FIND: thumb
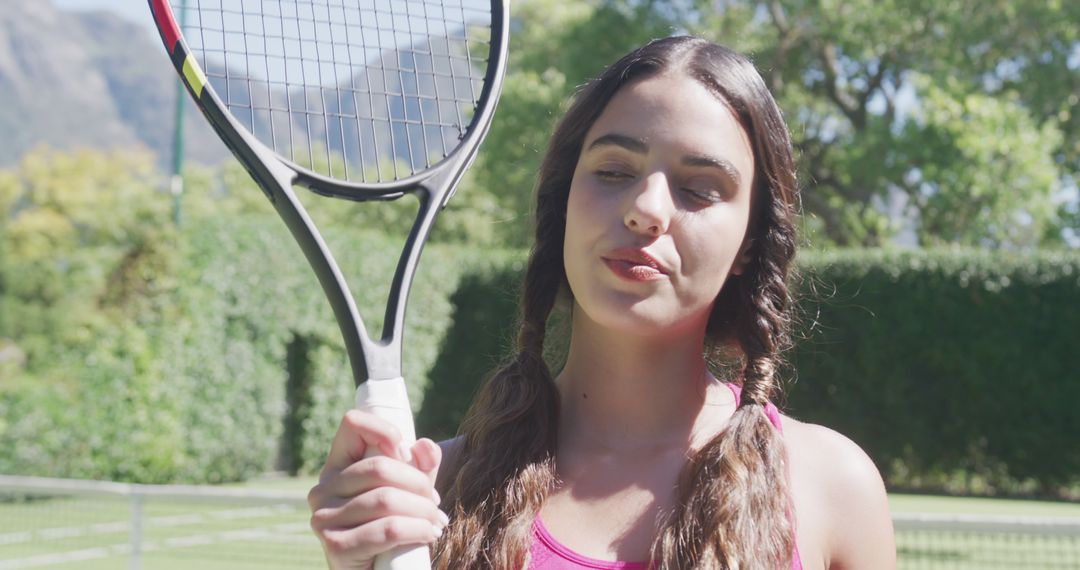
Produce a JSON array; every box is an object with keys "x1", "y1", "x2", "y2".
[{"x1": 411, "y1": 437, "x2": 443, "y2": 487}]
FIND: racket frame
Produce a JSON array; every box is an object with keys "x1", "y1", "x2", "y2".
[{"x1": 148, "y1": 0, "x2": 510, "y2": 388}]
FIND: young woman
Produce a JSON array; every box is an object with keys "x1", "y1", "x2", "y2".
[{"x1": 308, "y1": 36, "x2": 896, "y2": 569}]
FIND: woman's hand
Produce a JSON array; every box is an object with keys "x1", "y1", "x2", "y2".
[{"x1": 308, "y1": 410, "x2": 447, "y2": 570}]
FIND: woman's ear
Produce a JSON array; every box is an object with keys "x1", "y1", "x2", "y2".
[{"x1": 731, "y1": 238, "x2": 754, "y2": 276}]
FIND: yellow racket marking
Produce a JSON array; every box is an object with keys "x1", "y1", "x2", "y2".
[{"x1": 182, "y1": 55, "x2": 208, "y2": 98}]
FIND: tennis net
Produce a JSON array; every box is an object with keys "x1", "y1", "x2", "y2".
[
  {"x1": 2, "y1": 475, "x2": 1078, "y2": 569},
  {"x1": 894, "y1": 512, "x2": 1080, "y2": 569},
  {"x1": 0, "y1": 474, "x2": 324, "y2": 570}
]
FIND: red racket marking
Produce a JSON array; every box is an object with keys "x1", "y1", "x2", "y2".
[{"x1": 150, "y1": 0, "x2": 180, "y2": 54}]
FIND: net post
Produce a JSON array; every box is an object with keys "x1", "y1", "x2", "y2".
[
  {"x1": 130, "y1": 490, "x2": 144, "y2": 570},
  {"x1": 170, "y1": 0, "x2": 188, "y2": 227}
]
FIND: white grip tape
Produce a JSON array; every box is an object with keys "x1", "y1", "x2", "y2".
[
  {"x1": 354, "y1": 379, "x2": 431, "y2": 570},
  {"x1": 355, "y1": 378, "x2": 417, "y2": 446}
]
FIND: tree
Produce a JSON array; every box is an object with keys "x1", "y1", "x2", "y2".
[
  {"x1": 0, "y1": 148, "x2": 174, "y2": 369},
  {"x1": 468, "y1": 0, "x2": 1079, "y2": 248},
  {"x1": 694, "y1": 0, "x2": 1077, "y2": 247}
]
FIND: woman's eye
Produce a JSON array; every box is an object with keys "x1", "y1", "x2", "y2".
[
  {"x1": 679, "y1": 174, "x2": 730, "y2": 204},
  {"x1": 595, "y1": 169, "x2": 633, "y2": 182},
  {"x1": 682, "y1": 186, "x2": 724, "y2": 204}
]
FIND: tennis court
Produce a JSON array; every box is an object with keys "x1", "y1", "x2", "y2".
[
  {"x1": 889, "y1": 494, "x2": 1080, "y2": 569},
  {"x1": 2, "y1": 475, "x2": 1078, "y2": 569},
  {"x1": 0, "y1": 476, "x2": 323, "y2": 570}
]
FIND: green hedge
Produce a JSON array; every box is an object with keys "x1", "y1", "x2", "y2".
[
  {"x1": 786, "y1": 249, "x2": 1080, "y2": 495},
  {"x1": 0, "y1": 213, "x2": 517, "y2": 483},
  {"x1": 3, "y1": 208, "x2": 1078, "y2": 495},
  {"x1": 405, "y1": 247, "x2": 1080, "y2": 496},
  {"x1": 416, "y1": 266, "x2": 524, "y2": 441}
]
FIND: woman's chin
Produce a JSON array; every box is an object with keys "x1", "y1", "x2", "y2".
[{"x1": 575, "y1": 300, "x2": 709, "y2": 341}]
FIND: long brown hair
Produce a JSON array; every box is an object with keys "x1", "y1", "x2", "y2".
[{"x1": 434, "y1": 36, "x2": 800, "y2": 569}]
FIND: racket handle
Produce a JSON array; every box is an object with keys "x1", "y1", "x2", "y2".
[{"x1": 355, "y1": 379, "x2": 432, "y2": 570}]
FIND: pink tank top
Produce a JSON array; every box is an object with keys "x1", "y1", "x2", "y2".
[{"x1": 529, "y1": 383, "x2": 803, "y2": 569}]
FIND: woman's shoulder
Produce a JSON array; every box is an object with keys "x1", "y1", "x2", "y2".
[
  {"x1": 437, "y1": 435, "x2": 464, "y2": 457},
  {"x1": 780, "y1": 416, "x2": 884, "y2": 492},
  {"x1": 435, "y1": 436, "x2": 466, "y2": 491},
  {"x1": 780, "y1": 415, "x2": 897, "y2": 568}
]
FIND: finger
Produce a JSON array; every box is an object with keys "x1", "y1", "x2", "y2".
[
  {"x1": 318, "y1": 515, "x2": 443, "y2": 556},
  {"x1": 311, "y1": 486, "x2": 447, "y2": 531},
  {"x1": 412, "y1": 438, "x2": 442, "y2": 480},
  {"x1": 412, "y1": 439, "x2": 443, "y2": 504},
  {"x1": 322, "y1": 410, "x2": 404, "y2": 477},
  {"x1": 319, "y1": 455, "x2": 436, "y2": 502}
]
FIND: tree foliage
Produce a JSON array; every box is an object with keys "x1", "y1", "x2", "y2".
[
  {"x1": 0, "y1": 149, "x2": 172, "y2": 366},
  {"x1": 723, "y1": 0, "x2": 1077, "y2": 247},
  {"x1": 0, "y1": 147, "x2": 519, "y2": 483},
  {"x1": 466, "y1": 0, "x2": 1079, "y2": 248}
]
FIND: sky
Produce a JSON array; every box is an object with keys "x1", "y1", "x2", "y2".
[
  {"x1": 53, "y1": 0, "x2": 156, "y2": 36},
  {"x1": 53, "y1": 0, "x2": 146, "y2": 21}
]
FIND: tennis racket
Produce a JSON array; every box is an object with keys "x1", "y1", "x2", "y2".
[{"x1": 148, "y1": 1, "x2": 508, "y2": 568}]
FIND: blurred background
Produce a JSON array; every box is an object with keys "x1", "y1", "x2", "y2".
[{"x1": 0, "y1": 0, "x2": 1077, "y2": 568}]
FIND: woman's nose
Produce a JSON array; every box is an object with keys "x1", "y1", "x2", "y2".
[{"x1": 624, "y1": 172, "x2": 673, "y2": 237}]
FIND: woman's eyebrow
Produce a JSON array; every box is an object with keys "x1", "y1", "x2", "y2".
[
  {"x1": 586, "y1": 133, "x2": 647, "y2": 154},
  {"x1": 586, "y1": 133, "x2": 744, "y2": 187},
  {"x1": 682, "y1": 154, "x2": 743, "y2": 188}
]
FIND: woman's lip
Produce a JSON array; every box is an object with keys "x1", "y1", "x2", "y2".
[
  {"x1": 602, "y1": 248, "x2": 669, "y2": 274},
  {"x1": 603, "y1": 258, "x2": 666, "y2": 281}
]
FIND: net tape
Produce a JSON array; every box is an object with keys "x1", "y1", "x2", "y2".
[{"x1": 180, "y1": 0, "x2": 493, "y2": 183}]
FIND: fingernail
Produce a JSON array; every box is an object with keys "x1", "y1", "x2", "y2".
[
  {"x1": 437, "y1": 509, "x2": 450, "y2": 527},
  {"x1": 397, "y1": 442, "x2": 413, "y2": 463},
  {"x1": 431, "y1": 489, "x2": 441, "y2": 505},
  {"x1": 432, "y1": 524, "x2": 444, "y2": 539}
]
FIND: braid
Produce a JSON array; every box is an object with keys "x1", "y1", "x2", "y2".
[
  {"x1": 652, "y1": 215, "x2": 797, "y2": 569},
  {"x1": 432, "y1": 181, "x2": 566, "y2": 569},
  {"x1": 738, "y1": 214, "x2": 796, "y2": 408},
  {"x1": 517, "y1": 216, "x2": 564, "y2": 357},
  {"x1": 653, "y1": 57, "x2": 800, "y2": 566}
]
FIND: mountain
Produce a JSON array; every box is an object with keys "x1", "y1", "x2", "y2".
[
  {"x1": 198, "y1": 44, "x2": 479, "y2": 180},
  {"x1": 0, "y1": 1, "x2": 228, "y2": 168},
  {"x1": 0, "y1": 1, "x2": 482, "y2": 177}
]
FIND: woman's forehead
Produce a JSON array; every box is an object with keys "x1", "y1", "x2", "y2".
[{"x1": 583, "y1": 74, "x2": 754, "y2": 179}]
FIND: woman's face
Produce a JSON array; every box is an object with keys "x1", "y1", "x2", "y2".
[{"x1": 563, "y1": 72, "x2": 756, "y2": 337}]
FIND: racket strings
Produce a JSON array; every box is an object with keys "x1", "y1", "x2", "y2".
[{"x1": 179, "y1": 0, "x2": 493, "y2": 184}]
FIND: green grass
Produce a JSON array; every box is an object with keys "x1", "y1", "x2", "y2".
[{"x1": 2, "y1": 478, "x2": 1078, "y2": 569}]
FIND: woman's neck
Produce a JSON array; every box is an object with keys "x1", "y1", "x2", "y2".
[{"x1": 554, "y1": 309, "x2": 734, "y2": 453}]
